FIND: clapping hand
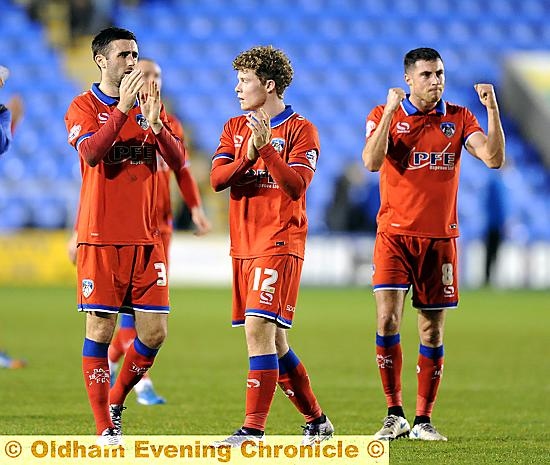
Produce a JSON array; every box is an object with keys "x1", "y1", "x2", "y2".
[
  {"x1": 118, "y1": 69, "x2": 143, "y2": 114},
  {"x1": 139, "y1": 79, "x2": 163, "y2": 132},
  {"x1": 246, "y1": 108, "x2": 271, "y2": 150}
]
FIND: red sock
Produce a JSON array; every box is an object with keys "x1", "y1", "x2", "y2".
[
  {"x1": 278, "y1": 350, "x2": 322, "y2": 423},
  {"x1": 110, "y1": 338, "x2": 157, "y2": 406},
  {"x1": 416, "y1": 345, "x2": 444, "y2": 417},
  {"x1": 244, "y1": 354, "x2": 278, "y2": 431},
  {"x1": 82, "y1": 338, "x2": 113, "y2": 434},
  {"x1": 376, "y1": 333, "x2": 403, "y2": 408},
  {"x1": 108, "y1": 327, "x2": 137, "y2": 364}
]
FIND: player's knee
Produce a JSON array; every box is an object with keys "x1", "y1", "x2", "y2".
[
  {"x1": 378, "y1": 313, "x2": 400, "y2": 333},
  {"x1": 420, "y1": 328, "x2": 443, "y2": 346},
  {"x1": 139, "y1": 326, "x2": 167, "y2": 349},
  {"x1": 275, "y1": 338, "x2": 289, "y2": 358}
]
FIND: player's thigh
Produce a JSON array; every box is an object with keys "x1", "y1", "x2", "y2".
[
  {"x1": 372, "y1": 232, "x2": 411, "y2": 292},
  {"x1": 130, "y1": 243, "x2": 170, "y2": 313},
  {"x1": 77, "y1": 244, "x2": 133, "y2": 312},
  {"x1": 85, "y1": 311, "x2": 118, "y2": 342},
  {"x1": 411, "y1": 238, "x2": 459, "y2": 310}
]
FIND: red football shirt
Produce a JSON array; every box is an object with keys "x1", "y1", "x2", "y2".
[
  {"x1": 157, "y1": 113, "x2": 202, "y2": 234},
  {"x1": 65, "y1": 83, "x2": 176, "y2": 245},
  {"x1": 212, "y1": 105, "x2": 319, "y2": 259},
  {"x1": 366, "y1": 97, "x2": 483, "y2": 238}
]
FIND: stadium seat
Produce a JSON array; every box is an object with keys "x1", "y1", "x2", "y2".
[{"x1": 0, "y1": 0, "x2": 548, "y2": 236}]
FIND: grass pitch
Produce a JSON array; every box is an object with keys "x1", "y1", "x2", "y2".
[{"x1": 0, "y1": 286, "x2": 549, "y2": 464}]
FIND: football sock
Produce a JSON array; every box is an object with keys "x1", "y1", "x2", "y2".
[
  {"x1": 244, "y1": 354, "x2": 278, "y2": 432},
  {"x1": 413, "y1": 415, "x2": 431, "y2": 426},
  {"x1": 376, "y1": 333, "x2": 403, "y2": 408},
  {"x1": 241, "y1": 427, "x2": 264, "y2": 436},
  {"x1": 388, "y1": 406, "x2": 406, "y2": 418},
  {"x1": 416, "y1": 344, "x2": 444, "y2": 418},
  {"x1": 278, "y1": 348, "x2": 323, "y2": 423},
  {"x1": 108, "y1": 315, "x2": 137, "y2": 364},
  {"x1": 110, "y1": 337, "x2": 158, "y2": 406},
  {"x1": 82, "y1": 338, "x2": 113, "y2": 434},
  {"x1": 308, "y1": 413, "x2": 327, "y2": 425}
]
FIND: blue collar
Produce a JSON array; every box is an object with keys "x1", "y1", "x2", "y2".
[
  {"x1": 91, "y1": 83, "x2": 138, "y2": 108},
  {"x1": 271, "y1": 105, "x2": 295, "y2": 128},
  {"x1": 401, "y1": 95, "x2": 446, "y2": 116}
]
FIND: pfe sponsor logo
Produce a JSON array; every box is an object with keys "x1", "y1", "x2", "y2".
[{"x1": 406, "y1": 151, "x2": 455, "y2": 171}]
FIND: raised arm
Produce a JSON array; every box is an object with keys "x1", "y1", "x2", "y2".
[
  {"x1": 247, "y1": 109, "x2": 315, "y2": 200},
  {"x1": 465, "y1": 84, "x2": 505, "y2": 169},
  {"x1": 362, "y1": 88, "x2": 405, "y2": 172},
  {"x1": 210, "y1": 121, "x2": 256, "y2": 192},
  {"x1": 78, "y1": 70, "x2": 143, "y2": 166},
  {"x1": 210, "y1": 154, "x2": 255, "y2": 192},
  {"x1": 140, "y1": 80, "x2": 186, "y2": 171}
]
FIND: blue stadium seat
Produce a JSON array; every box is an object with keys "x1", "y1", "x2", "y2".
[{"x1": 0, "y1": 0, "x2": 549, "y2": 235}]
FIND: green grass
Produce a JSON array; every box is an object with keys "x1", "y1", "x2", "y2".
[{"x1": 0, "y1": 286, "x2": 549, "y2": 464}]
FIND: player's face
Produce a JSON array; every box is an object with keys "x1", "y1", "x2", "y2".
[
  {"x1": 137, "y1": 60, "x2": 162, "y2": 91},
  {"x1": 405, "y1": 59, "x2": 445, "y2": 105},
  {"x1": 235, "y1": 70, "x2": 269, "y2": 111},
  {"x1": 98, "y1": 39, "x2": 139, "y2": 87}
]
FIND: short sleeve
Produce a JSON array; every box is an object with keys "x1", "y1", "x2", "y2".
[
  {"x1": 213, "y1": 119, "x2": 236, "y2": 163},
  {"x1": 64, "y1": 96, "x2": 99, "y2": 150},
  {"x1": 463, "y1": 107, "x2": 484, "y2": 144},
  {"x1": 287, "y1": 119, "x2": 320, "y2": 173},
  {"x1": 365, "y1": 105, "x2": 385, "y2": 142}
]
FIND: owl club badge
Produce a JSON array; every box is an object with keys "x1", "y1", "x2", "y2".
[
  {"x1": 82, "y1": 279, "x2": 94, "y2": 298},
  {"x1": 440, "y1": 122, "x2": 455, "y2": 138},
  {"x1": 271, "y1": 137, "x2": 285, "y2": 153},
  {"x1": 136, "y1": 114, "x2": 150, "y2": 130}
]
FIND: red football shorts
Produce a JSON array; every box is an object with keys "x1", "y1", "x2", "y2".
[
  {"x1": 232, "y1": 255, "x2": 304, "y2": 328},
  {"x1": 372, "y1": 232, "x2": 459, "y2": 310},
  {"x1": 77, "y1": 244, "x2": 169, "y2": 313}
]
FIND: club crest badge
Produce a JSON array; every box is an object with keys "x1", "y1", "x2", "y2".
[
  {"x1": 82, "y1": 279, "x2": 94, "y2": 299},
  {"x1": 136, "y1": 114, "x2": 150, "y2": 130},
  {"x1": 305, "y1": 149, "x2": 318, "y2": 169},
  {"x1": 68, "y1": 124, "x2": 81, "y2": 142},
  {"x1": 271, "y1": 138, "x2": 285, "y2": 153},
  {"x1": 440, "y1": 122, "x2": 455, "y2": 138}
]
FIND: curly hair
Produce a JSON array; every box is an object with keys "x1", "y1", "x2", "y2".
[{"x1": 233, "y1": 45, "x2": 293, "y2": 98}]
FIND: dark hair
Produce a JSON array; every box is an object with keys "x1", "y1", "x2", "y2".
[
  {"x1": 404, "y1": 47, "x2": 442, "y2": 71},
  {"x1": 233, "y1": 45, "x2": 293, "y2": 98},
  {"x1": 92, "y1": 27, "x2": 137, "y2": 59}
]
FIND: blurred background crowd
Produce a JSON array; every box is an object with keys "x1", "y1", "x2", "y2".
[{"x1": 0, "y1": 0, "x2": 549, "y2": 289}]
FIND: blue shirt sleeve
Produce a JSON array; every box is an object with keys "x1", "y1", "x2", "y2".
[{"x1": 0, "y1": 106, "x2": 13, "y2": 156}]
